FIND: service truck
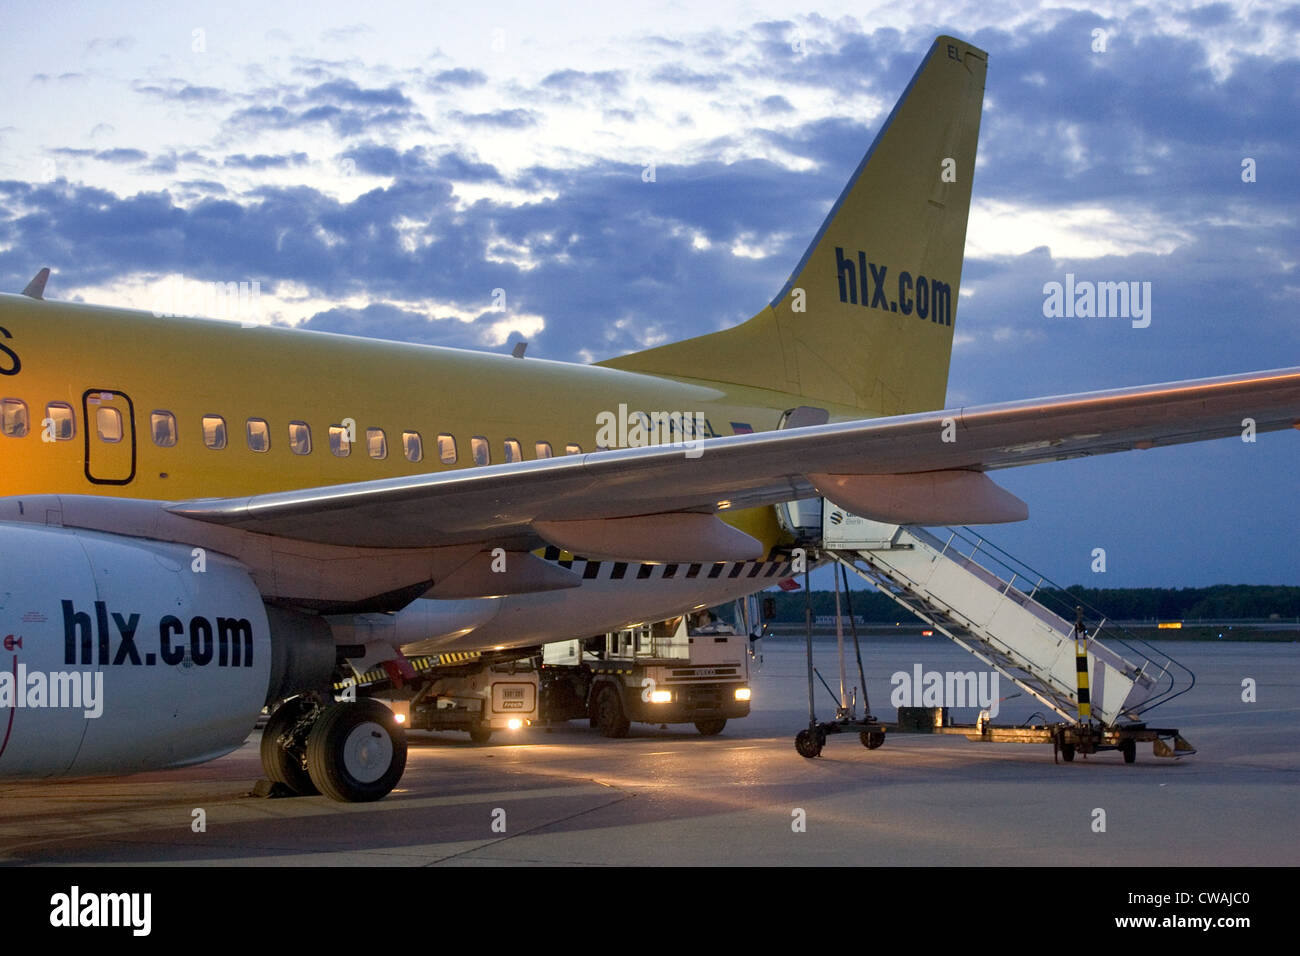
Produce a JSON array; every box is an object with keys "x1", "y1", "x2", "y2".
[
  {"x1": 537, "y1": 599, "x2": 763, "y2": 736},
  {"x1": 367, "y1": 598, "x2": 764, "y2": 743}
]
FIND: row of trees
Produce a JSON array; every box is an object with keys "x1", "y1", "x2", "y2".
[{"x1": 763, "y1": 585, "x2": 1300, "y2": 624}]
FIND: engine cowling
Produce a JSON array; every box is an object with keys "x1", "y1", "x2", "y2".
[{"x1": 0, "y1": 523, "x2": 272, "y2": 778}]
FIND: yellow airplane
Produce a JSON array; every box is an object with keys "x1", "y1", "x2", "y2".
[{"x1": 0, "y1": 36, "x2": 1296, "y2": 800}]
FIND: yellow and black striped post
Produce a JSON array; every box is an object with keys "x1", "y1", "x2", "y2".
[{"x1": 1074, "y1": 606, "x2": 1091, "y2": 721}]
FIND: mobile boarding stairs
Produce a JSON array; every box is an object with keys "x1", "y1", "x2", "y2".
[{"x1": 781, "y1": 501, "x2": 1197, "y2": 763}]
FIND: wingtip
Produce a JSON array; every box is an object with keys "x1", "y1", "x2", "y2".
[{"x1": 21, "y1": 267, "x2": 50, "y2": 300}]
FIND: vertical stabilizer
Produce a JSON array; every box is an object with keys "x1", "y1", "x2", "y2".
[{"x1": 600, "y1": 36, "x2": 987, "y2": 416}]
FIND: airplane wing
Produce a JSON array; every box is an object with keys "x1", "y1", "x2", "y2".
[{"x1": 165, "y1": 367, "x2": 1300, "y2": 555}]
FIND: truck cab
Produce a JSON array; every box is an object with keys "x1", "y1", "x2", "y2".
[{"x1": 540, "y1": 605, "x2": 756, "y2": 737}]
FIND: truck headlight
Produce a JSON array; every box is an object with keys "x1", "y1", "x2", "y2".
[
  {"x1": 506, "y1": 718, "x2": 523, "y2": 730},
  {"x1": 734, "y1": 688, "x2": 751, "y2": 701},
  {"x1": 650, "y1": 690, "x2": 672, "y2": 703}
]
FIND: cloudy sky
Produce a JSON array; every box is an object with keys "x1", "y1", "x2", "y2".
[{"x1": 2, "y1": 0, "x2": 1296, "y2": 587}]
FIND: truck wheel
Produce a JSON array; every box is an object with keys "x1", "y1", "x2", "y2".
[
  {"x1": 305, "y1": 699, "x2": 407, "y2": 802},
  {"x1": 795, "y1": 729, "x2": 823, "y2": 758},
  {"x1": 469, "y1": 724, "x2": 492, "y2": 745},
  {"x1": 694, "y1": 718, "x2": 727, "y2": 736},
  {"x1": 860, "y1": 730, "x2": 885, "y2": 750},
  {"x1": 1060, "y1": 742, "x2": 1076, "y2": 762},
  {"x1": 1120, "y1": 739, "x2": 1137, "y2": 764},
  {"x1": 596, "y1": 685, "x2": 630, "y2": 738},
  {"x1": 260, "y1": 697, "x2": 319, "y2": 795}
]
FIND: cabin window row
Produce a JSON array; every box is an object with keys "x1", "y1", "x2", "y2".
[{"x1": 1, "y1": 400, "x2": 584, "y2": 465}]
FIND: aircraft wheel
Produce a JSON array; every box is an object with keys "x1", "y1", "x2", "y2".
[
  {"x1": 694, "y1": 718, "x2": 727, "y2": 736},
  {"x1": 860, "y1": 730, "x2": 885, "y2": 750},
  {"x1": 469, "y1": 724, "x2": 493, "y2": 745},
  {"x1": 1121, "y1": 739, "x2": 1137, "y2": 764},
  {"x1": 795, "y1": 729, "x2": 823, "y2": 758},
  {"x1": 1060, "y1": 742, "x2": 1076, "y2": 762},
  {"x1": 595, "y1": 685, "x2": 630, "y2": 738},
  {"x1": 260, "y1": 697, "x2": 319, "y2": 795},
  {"x1": 306, "y1": 699, "x2": 407, "y2": 802}
]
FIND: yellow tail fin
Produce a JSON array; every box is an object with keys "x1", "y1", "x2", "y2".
[{"x1": 600, "y1": 36, "x2": 987, "y2": 416}]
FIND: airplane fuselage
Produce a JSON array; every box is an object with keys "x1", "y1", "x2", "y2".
[{"x1": 0, "y1": 293, "x2": 856, "y2": 649}]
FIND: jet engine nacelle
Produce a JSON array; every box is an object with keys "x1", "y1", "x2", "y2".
[{"x1": 0, "y1": 523, "x2": 270, "y2": 778}]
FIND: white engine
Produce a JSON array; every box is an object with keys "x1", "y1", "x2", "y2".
[{"x1": 0, "y1": 523, "x2": 271, "y2": 778}]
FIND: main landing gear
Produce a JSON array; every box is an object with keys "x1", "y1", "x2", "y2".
[{"x1": 260, "y1": 695, "x2": 408, "y2": 802}]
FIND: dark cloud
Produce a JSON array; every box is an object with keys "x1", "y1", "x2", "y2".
[
  {"x1": 51, "y1": 147, "x2": 147, "y2": 163},
  {"x1": 759, "y1": 94, "x2": 794, "y2": 113},
  {"x1": 31, "y1": 72, "x2": 85, "y2": 83},
  {"x1": 650, "y1": 64, "x2": 728, "y2": 91},
  {"x1": 306, "y1": 79, "x2": 411, "y2": 108},
  {"x1": 224, "y1": 152, "x2": 309, "y2": 169},
  {"x1": 175, "y1": 180, "x2": 228, "y2": 194},
  {"x1": 339, "y1": 145, "x2": 502, "y2": 182},
  {"x1": 449, "y1": 108, "x2": 537, "y2": 128},
  {"x1": 429, "y1": 68, "x2": 488, "y2": 89},
  {"x1": 227, "y1": 100, "x2": 414, "y2": 137},
  {"x1": 540, "y1": 69, "x2": 626, "y2": 96},
  {"x1": 134, "y1": 82, "x2": 230, "y2": 103}
]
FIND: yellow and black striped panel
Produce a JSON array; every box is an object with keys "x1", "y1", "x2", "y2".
[
  {"x1": 1074, "y1": 638, "x2": 1091, "y2": 719},
  {"x1": 538, "y1": 546, "x2": 796, "y2": 583},
  {"x1": 333, "y1": 649, "x2": 485, "y2": 691}
]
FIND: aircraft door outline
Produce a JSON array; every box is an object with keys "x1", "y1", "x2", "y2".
[{"x1": 82, "y1": 388, "x2": 137, "y2": 486}]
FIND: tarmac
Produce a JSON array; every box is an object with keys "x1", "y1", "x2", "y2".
[{"x1": 1, "y1": 637, "x2": 1296, "y2": 866}]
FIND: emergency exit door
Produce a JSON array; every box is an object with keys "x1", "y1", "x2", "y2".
[{"x1": 83, "y1": 388, "x2": 136, "y2": 485}]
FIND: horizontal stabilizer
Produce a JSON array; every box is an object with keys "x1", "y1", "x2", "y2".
[{"x1": 808, "y1": 470, "x2": 1028, "y2": 524}]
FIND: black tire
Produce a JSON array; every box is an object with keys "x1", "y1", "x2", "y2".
[
  {"x1": 1121, "y1": 739, "x2": 1137, "y2": 764},
  {"x1": 1060, "y1": 742, "x2": 1076, "y2": 762},
  {"x1": 694, "y1": 718, "x2": 727, "y2": 736},
  {"x1": 795, "y1": 729, "x2": 822, "y2": 758},
  {"x1": 860, "y1": 731, "x2": 885, "y2": 750},
  {"x1": 260, "y1": 697, "x2": 319, "y2": 795},
  {"x1": 305, "y1": 699, "x2": 407, "y2": 802},
  {"x1": 468, "y1": 724, "x2": 493, "y2": 745},
  {"x1": 595, "y1": 685, "x2": 630, "y2": 738}
]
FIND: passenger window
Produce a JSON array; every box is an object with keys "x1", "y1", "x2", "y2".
[
  {"x1": 46, "y1": 403, "x2": 75, "y2": 441},
  {"x1": 437, "y1": 433, "x2": 457, "y2": 465},
  {"x1": 202, "y1": 415, "x2": 227, "y2": 450},
  {"x1": 246, "y1": 418, "x2": 271, "y2": 453},
  {"x1": 471, "y1": 436, "x2": 490, "y2": 466},
  {"x1": 534, "y1": 441, "x2": 552, "y2": 459},
  {"x1": 329, "y1": 424, "x2": 351, "y2": 457},
  {"x1": 565, "y1": 443, "x2": 582, "y2": 455},
  {"x1": 402, "y1": 430, "x2": 423, "y2": 463},
  {"x1": 503, "y1": 438, "x2": 522, "y2": 462},
  {"x1": 366, "y1": 427, "x2": 387, "y2": 460},
  {"x1": 96, "y1": 407, "x2": 123, "y2": 443},
  {"x1": 1, "y1": 398, "x2": 29, "y2": 438},
  {"x1": 151, "y1": 411, "x2": 177, "y2": 447},
  {"x1": 288, "y1": 421, "x2": 312, "y2": 455}
]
